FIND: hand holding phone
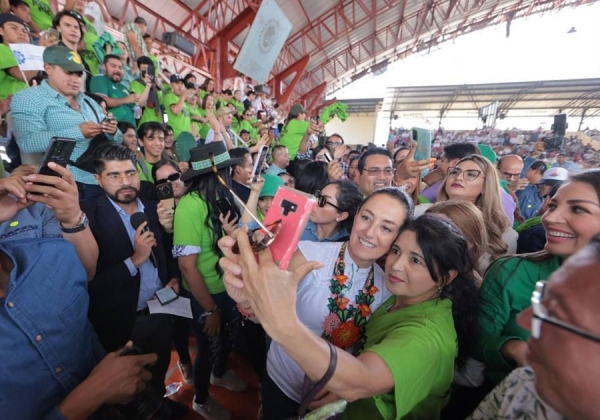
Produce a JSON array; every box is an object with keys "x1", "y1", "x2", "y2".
[
  {"x1": 156, "y1": 182, "x2": 175, "y2": 211},
  {"x1": 155, "y1": 286, "x2": 178, "y2": 306},
  {"x1": 37, "y1": 138, "x2": 76, "y2": 177},
  {"x1": 252, "y1": 145, "x2": 269, "y2": 180},
  {"x1": 216, "y1": 197, "x2": 240, "y2": 224}
]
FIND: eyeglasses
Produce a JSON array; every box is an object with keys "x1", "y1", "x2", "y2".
[
  {"x1": 447, "y1": 167, "x2": 484, "y2": 181},
  {"x1": 315, "y1": 190, "x2": 341, "y2": 211},
  {"x1": 244, "y1": 113, "x2": 252, "y2": 117},
  {"x1": 104, "y1": 171, "x2": 139, "y2": 186},
  {"x1": 363, "y1": 167, "x2": 395, "y2": 177},
  {"x1": 209, "y1": 153, "x2": 281, "y2": 253},
  {"x1": 326, "y1": 141, "x2": 342, "y2": 148},
  {"x1": 501, "y1": 171, "x2": 521, "y2": 180},
  {"x1": 155, "y1": 172, "x2": 181, "y2": 185},
  {"x1": 531, "y1": 280, "x2": 600, "y2": 343}
]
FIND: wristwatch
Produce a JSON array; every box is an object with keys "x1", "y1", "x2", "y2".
[{"x1": 59, "y1": 212, "x2": 89, "y2": 234}]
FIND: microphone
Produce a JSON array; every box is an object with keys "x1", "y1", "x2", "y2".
[{"x1": 130, "y1": 212, "x2": 157, "y2": 268}]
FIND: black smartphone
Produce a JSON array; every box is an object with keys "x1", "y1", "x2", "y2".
[
  {"x1": 156, "y1": 182, "x2": 175, "y2": 211},
  {"x1": 252, "y1": 145, "x2": 269, "y2": 178},
  {"x1": 37, "y1": 138, "x2": 76, "y2": 176},
  {"x1": 155, "y1": 287, "x2": 178, "y2": 306},
  {"x1": 216, "y1": 197, "x2": 240, "y2": 223}
]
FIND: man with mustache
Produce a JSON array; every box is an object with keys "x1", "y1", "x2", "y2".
[{"x1": 81, "y1": 144, "x2": 188, "y2": 418}]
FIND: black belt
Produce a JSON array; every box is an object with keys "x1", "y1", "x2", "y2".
[{"x1": 136, "y1": 307, "x2": 150, "y2": 316}]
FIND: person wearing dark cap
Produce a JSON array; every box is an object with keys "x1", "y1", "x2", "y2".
[
  {"x1": 164, "y1": 73, "x2": 192, "y2": 139},
  {"x1": 239, "y1": 128, "x2": 250, "y2": 143},
  {"x1": 173, "y1": 142, "x2": 248, "y2": 418},
  {"x1": 11, "y1": 45, "x2": 123, "y2": 203},
  {"x1": 0, "y1": 13, "x2": 32, "y2": 99}
]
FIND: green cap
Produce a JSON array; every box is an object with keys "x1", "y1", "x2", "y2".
[
  {"x1": 43, "y1": 45, "x2": 85, "y2": 72},
  {"x1": 259, "y1": 174, "x2": 284, "y2": 198}
]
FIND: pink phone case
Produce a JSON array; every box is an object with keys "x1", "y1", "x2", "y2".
[{"x1": 262, "y1": 186, "x2": 317, "y2": 270}]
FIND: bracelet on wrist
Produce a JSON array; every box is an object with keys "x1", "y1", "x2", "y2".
[{"x1": 59, "y1": 212, "x2": 88, "y2": 233}]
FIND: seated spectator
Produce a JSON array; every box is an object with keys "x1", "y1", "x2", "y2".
[
  {"x1": 266, "y1": 144, "x2": 289, "y2": 176},
  {"x1": 117, "y1": 120, "x2": 138, "y2": 153},
  {"x1": 473, "y1": 169, "x2": 600, "y2": 385},
  {"x1": 136, "y1": 121, "x2": 165, "y2": 183},
  {"x1": 0, "y1": 237, "x2": 157, "y2": 419},
  {"x1": 0, "y1": 14, "x2": 32, "y2": 98},
  {"x1": 470, "y1": 235, "x2": 600, "y2": 420},
  {"x1": 90, "y1": 54, "x2": 146, "y2": 125},
  {"x1": 11, "y1": 45, "x2": 122, "y2": 203},
  {"x1": 515, "y1": 160, "x2": 548, "y2": 220}
]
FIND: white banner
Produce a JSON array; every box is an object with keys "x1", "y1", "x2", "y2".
[
  {"x1": 233, "y1": 0, "x2": 292, "y2": 83},
  {"x1": 9, "y1": 44, "x2": 46, "y2": 71}
]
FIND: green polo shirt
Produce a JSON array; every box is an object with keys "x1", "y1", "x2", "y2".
[
  {"x1": 136, "y1": 159, "x2": 154, "y2": 183},
  {"x1": 23, "y1": 0, "x2": 54, "y2": 31},
  {"x1": 90, "y1": 75, "x2": 135, "y2": 125},
  {"x1": 164, "y1": 91, "x2": 191, "y2": 139},
  {"x1": 0, "y1": 44, "x2": 27, "y2": 100}
]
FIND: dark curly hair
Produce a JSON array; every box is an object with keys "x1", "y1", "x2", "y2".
[{"x1": 398, "y1": 214, "x2": 479, "y2": 370}]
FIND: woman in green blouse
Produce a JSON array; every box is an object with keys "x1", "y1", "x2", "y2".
[{"x1": 473, "y1": 169, "x2": 600, "y2": 384}]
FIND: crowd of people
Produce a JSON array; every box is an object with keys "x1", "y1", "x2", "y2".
[{"x1": 1, "y1": 2, "x2": 600, "y2": 420}]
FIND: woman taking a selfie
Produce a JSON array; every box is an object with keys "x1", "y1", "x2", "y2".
[
  {"x1": 225, "y1": 187, "x2": 414, "y2": 419},
  {"x1": 220, "y1": 214, "x2": 479, "y2": 419}
]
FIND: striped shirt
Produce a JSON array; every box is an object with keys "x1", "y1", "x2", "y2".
[
  {"x1": 11, "y1": 81, "x2": 123, "y2": 185},
  {"x1": 122, "y1": 21, "x2": 148, "y2": 61}
]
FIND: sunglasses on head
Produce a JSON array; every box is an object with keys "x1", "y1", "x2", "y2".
[
  {"x1": 209, "y1": 153, "x2": 281, "y2": 253},
  {"x1": 155, "y1": 172, "x2": 181, "y2": 185},
  {"x1": 315, "y1": 190, "x2": 341, "y2": 211}
]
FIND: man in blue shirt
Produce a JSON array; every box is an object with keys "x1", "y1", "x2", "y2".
[
  {"x1": 11, "y1": 45, "x2": 124, "y2": 203},
  {"x1": 82, "y1": 145, "x2": 187, "y2": 417},
  {"x1": 0, "y1": 238, "x2": 157, "y2": 418}
]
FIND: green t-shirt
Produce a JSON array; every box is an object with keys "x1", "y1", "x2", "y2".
[
  {"x1": 229, "y1": 98, "x2": 244, "y2": 115},
  {"x1": 346, "y1": 297, "x2": 456, "y2": 420},
  {"x1": 173, "y1": 192, "x2": 225, "y2": 295},
  {"x1": 280, "y1": 119, "x2": 309, "y2": 160},
  {"x1": 80, "y1": 17, "x2": 101, "y2": 76},
  {"x1": 0, "y1": 44, "x2": 27, "y2": 100},
  {"x1": 130, "y1": 80, "x2": 163, "y2": 126},
  {"x1": 188, "y1": 104, "x2": 203, "y2": 138},
  {"x1": 136, "y1": 159, "x2": 154, "y2": 183},
  {"x1": 473, "y1": 255, "x2": 561, "y2": 384},
  {"x1": 90, "y1": 75, "x2": 135, "y2": 125},
  {"x1": 196, "y1": 108, "x2": 211, "y2": 140},
  {"x1": 23, "y1": 0, "x2": 54, "y2": 31},
  {"x1": 164, "y1": 91, "x2": 191, "y2": 140}
]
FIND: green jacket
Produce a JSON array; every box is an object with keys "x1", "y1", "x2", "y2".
[{"x1": 473, "y1": 255, "x2": 561, "y2": 383}]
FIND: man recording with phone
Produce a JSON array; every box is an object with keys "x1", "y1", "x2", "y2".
[
  {"x1": 130, "y1": 56, "x2": 163, "y2": 126},
  {"x1": 81, "y1": 145, "x2": 187, "y2": 417}
]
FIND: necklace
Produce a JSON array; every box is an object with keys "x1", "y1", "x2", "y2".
[{"x1": 322, "y1": 242, "x2": 379, "y2": 350}]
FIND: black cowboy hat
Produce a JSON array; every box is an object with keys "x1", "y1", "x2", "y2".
[{"x1": 181, "y1": 141, "x2": 244, "y2": 182}]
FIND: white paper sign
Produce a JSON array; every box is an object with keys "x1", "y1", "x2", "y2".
[
  {"x1": 147, "y1": 296, "x2": 193, "y2": 319},
  {"x1": 233, "y1": 0, "x2": 292, "y2": 83},
  {"x1": 9, "y1": 44, "x2": 46, "y2": 71}
]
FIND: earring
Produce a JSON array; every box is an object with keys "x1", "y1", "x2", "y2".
[{"x1": 335, "y1": 217, "x2": 340, "y2": 222}]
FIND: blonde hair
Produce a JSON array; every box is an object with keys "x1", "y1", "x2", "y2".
[
  {"x1": 426, "y1": 200, "x2": 488, "y2": 285},
  {"x1": 437, "y1": 154, "x2": 509, "y2": 259}
]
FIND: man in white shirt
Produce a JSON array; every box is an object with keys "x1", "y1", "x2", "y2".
[{"x1": 204, "y1": 107, "x2": 235, "y2": 149}]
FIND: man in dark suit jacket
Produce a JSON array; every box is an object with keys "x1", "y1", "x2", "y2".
[{"x1": 81, "y1": 145, "x2": 180, "y2": 400}]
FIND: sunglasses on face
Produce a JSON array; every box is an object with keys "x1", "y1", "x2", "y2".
[
  {"x1": 315, "y1": 190, "x2": 341, "y2": 211},
  {"x1": 209, "y1": 154, "x2": 281, "y2": 253},
  {"x1": 448, "y1": 167, "x2": 484, "y2": 181},
  {"x1": 155, "y1": 172, "x2": 181, "y2": 185}
]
